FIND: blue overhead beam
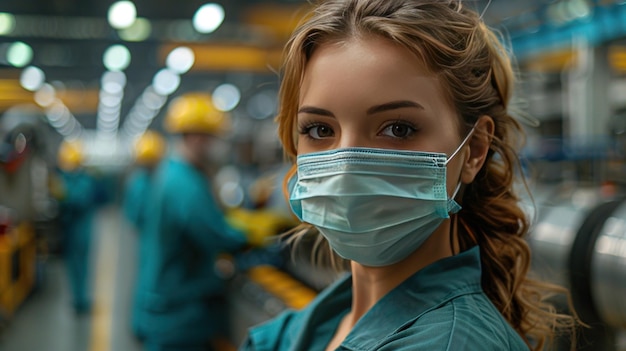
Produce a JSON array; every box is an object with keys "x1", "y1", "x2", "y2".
[{"x1": 507, "y1": 2, "x2": 626, "y2": 60}]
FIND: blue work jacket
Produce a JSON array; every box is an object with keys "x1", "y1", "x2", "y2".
[
  {"x1": 122, "y1": 167, "x2": 152, "y2": 230},
  {"x1": 140, "y1": 155, "x2": 248, "y2": 343},
  {"x1": 240, "y1": 246, "x2": 530, "y2": 351}
]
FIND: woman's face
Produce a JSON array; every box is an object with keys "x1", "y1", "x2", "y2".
[
  {"x1": 298, "y1": 36, "x2": 464, "y2": 154},
  {"x1": 297, "y1": 35, "x2": 468, "y2": 189}
]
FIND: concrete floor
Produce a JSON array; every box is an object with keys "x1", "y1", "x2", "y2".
[{"x1": 0, "y1": 206, "x2": 143, "y2": 351}]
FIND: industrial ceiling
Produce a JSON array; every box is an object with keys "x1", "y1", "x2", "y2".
[{"x1": 0, "y1": 0, "x2": 623, "y2": 141}]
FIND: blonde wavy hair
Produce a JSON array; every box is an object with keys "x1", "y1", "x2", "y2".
[{"x1": 276, "y1": 0, "x2": 581, "y2": 349}]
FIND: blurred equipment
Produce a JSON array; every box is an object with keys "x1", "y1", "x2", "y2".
[
  {"x1": 0, "y1": 106, "x2": 50, "y2": 221},
  {"x1": 528, "y1": 185, "x2": 626, "y2": 350},
  {"x1": 0, "y1": 107, "x2": 44, "y2": 153},
  {"x1": 0, "y1": 106, "x2": 53, "y2": 325},
  {"x1": 0, "y1": 221, "x2": 36, "y2": 320},
  {"x1": 228, "y1": 263, "x2": 318, "y2": 345},
  {"x1": 590, "y1": 200, "x2": 626, "y2": 330},
  {"x1": 226, "y1": 207, "x2": 296, "y2": 247}
]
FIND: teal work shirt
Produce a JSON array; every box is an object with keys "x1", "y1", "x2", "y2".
[
  {"x1": 122, "y1": 167, "x2": 152, "y2": 230},
  {"x1": 140, "y1": 155, "x2": 248, "y2": 344},
  {"x1": 240, "y1": 247, "x2": 530, "y2": 350}
]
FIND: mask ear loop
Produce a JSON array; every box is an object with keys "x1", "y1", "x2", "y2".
[
  {"x1": 445, "y1": 124, "x2": 477, "y2": 165},
  {"x1": 446, "y1": 124, "x2": 477, "y2": 255},
  {"x1": 445, "y1": 123, "x2": 477, "y2": 200}
]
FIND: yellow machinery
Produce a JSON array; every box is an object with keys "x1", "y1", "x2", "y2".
[
  {"x1": 0, "y1": 223, "x2": 36, "y2": 318},
  {"x1": 246, "y1": 265, "x2": 317, "y2": 310},
  {"x1": 226, "y1": 207, "x2": 297, "y2": 247},
  {"x1": 0, "y1": 108, "x2": 49, "y2": 322}
]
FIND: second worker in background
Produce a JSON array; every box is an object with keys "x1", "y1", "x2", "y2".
[
  {"x1": 122, "y1": 130, "x2": 167, "y2": 341},
  {"x1": 138, "y1": 93, "x2": 249, "y2": 351}
]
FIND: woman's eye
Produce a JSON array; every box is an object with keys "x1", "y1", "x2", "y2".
[
  {"x1": 381, "y1": 122, "x2": 416, "y2": 138},
  {"x1": 304, "y1": 124, "x2": 334, "y2": 139}
]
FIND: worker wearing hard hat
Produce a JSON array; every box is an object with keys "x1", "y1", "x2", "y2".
[
  {"x1": 122, "y1": 130, "x2": 167, "y2": 340},
  {"x1": 54, "y1": 139, "x2": 99, "y2": 314},
  {"x1": 138, "y1": 93, "x2": 248, "y2": 351},
  {"x1": 123, "y1": 130, "x2": 166, "y2": 230}
]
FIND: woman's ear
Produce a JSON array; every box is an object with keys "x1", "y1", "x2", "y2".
[{"x1": 461, "y1": 115, "x2": 494, "y2": 184}]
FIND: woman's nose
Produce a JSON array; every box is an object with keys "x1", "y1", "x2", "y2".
[{"x1": 338, "y1": 131, "x2": 369, "y2": 149}]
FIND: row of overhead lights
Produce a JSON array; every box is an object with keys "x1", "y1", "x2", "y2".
[
  {"x1": 118, "y1": 46, "x2": 196, "y2": 141},
  {"x1": 0, "y1": 1, "x2": 225, "y2": 39},
  {"x1": 4, "y1": 1, "x2": 281, "y2": 164},
  {"x1": 0, "y1": 1, "x2": 225, "y2": 68},
  {"x1": 14, "y1": 43, "x2": 195, "y2": 139},
  {"x1": 84, "y1": 1, "x2": 249, "y2": 164},
  {"x1": 5, "y1": 1, "x2": 226, "y2": 147},
  {"x1": 107, "y1": 1, "x2": 225, "y2": 35}
]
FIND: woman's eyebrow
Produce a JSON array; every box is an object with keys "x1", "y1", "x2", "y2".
[
  {"x1": 367, "y1": 100, "x2": 425, "y2": 115},
  {"x1": 297, "y1": 106, "x2": 335, "y2": 117},
  {"x1": 297, "y1": 100, "x2": 423, "y2": 117}
]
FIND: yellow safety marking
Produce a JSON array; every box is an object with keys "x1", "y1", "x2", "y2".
[
  {"x1": 246, "y1": 265, "x2": 318, "y2": 310},
  {"x1": 89, "y1": 209, "x2": 120, "y2": 351}
]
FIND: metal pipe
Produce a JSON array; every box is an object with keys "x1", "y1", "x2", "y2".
[{"x1": 591, "y1": 200, "x2": 626, "y2": 329}]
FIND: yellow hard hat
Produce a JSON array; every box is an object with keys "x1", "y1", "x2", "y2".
[
  {"x1": 164, "y1": 93, "x2": 230, "y2": 135},
  {"x1": 134, "y1": 130, "x2": 166, "y2": 166},
  {"x1": 57, "y1": 140, "x2": 83, "y2": 171}
]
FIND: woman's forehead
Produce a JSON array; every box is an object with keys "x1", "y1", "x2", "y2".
[{"x1": 298, "y1": 36, "x2": 455, "y2": 116}]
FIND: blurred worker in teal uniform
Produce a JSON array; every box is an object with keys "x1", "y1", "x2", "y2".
[
  {"x1": 123, "y1": 130, "x2": 166, "y2": 229},
  {"x1": 54, "y1": 140, "x2": 99, "y2": 314},
  {"x1": 122, "y1": 130, "x2": 167, "y2": 340},
  {"x1": 139, "y1": 93, "x2": 249, "y2": 351}
]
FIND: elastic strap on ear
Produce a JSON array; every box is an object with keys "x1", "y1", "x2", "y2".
[{"x1": 445, "y1": 122, "x2": 477, "y2": 165}]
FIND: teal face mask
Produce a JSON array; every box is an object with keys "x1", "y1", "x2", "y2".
[{"x1": 288, "y1": 131, "x2": 473, "y2": 267}]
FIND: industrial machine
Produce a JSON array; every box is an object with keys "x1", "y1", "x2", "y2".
[
  {"x1": 0, "y1": 106, "x2": 54, "y2": 326},
  {"x1": 526, "y1": 183, "x2": 626, "y2": 350}
]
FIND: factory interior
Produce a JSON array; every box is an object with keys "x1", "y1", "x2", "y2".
[{"x1": 0, "y1": 0, "x2": 626, "y2": 350}]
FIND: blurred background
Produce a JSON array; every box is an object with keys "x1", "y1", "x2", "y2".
[{"x1": 0, "y1": 0, "x2": 625, "y2": 350}]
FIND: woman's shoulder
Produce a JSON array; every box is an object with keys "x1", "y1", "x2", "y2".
[
  {"x1": 240, "y1": 274, "x2": 353, "y2": 351},
  {"x1": 381, "y1": 295, "x2": 529, "y2": 351}
]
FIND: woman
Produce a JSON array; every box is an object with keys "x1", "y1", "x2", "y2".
[{"x1": 241, "y1": 1, "x2": 580, "y2": 350}]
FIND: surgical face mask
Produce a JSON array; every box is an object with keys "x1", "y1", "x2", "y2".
[{"x1": 288, "y1": 130, "x2": 473, "y2": 267}]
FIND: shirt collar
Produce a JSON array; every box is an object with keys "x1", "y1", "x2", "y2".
[{"x1": 343, "y1": 246, "x2": 483, "y2": 350}]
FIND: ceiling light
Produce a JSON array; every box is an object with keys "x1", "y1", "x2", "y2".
[
  {"x1": 193, "y1": 3, "x2": 225, "y2": 34},
  {"x1": 20, "y1": 66, "x2": 45, "y2": 91},
  {"x1": 118, "y1": 17, "x2": 151, "y2": 41},
  {"x1": 166, "y1": 46, "x2": 195, "y2": 74},
  {"x1": 108, "y1": 1, "x2": 137, "y2": 29},
  {"x1": 0, "y1": 13, "x2": 16, "y2": 35},
  {"x1": 212, "y1": 83, "x2": 241, "y2": 112},
  {"x1": 152, "y1": 68, "x2": 180, "y2": 96},
  {"x1": 103, "y1": 44, "x2": 131, "y2": 71},
  {"x1": 7, "y1": 41, "x2": 33, "y2": 68}
]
